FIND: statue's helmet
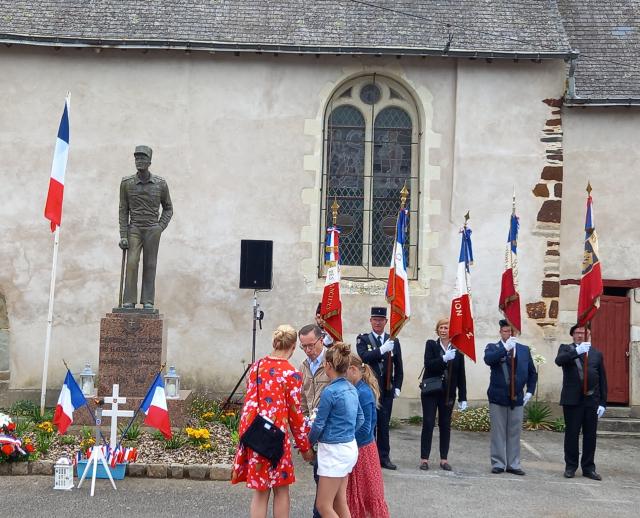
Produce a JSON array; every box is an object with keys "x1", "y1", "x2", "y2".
[{"x1": 134, "y1": 145, "x2": 153, "y2": 159}]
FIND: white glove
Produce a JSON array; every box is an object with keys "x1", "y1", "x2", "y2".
[
  {"x1": 575, "y1": 342, "x2": 591, "y2": 355},
  {"x1": 443, "y1": 349, "x2": 456, "y2": 362},
  {"x1": 379, "y1": 339, "x2": 395, "y2": 355},
  {"x1": 523, "y1": 392, "x2": 532, "y2": 406},
  {"x1": 597, "y1": 405, "x2": 605, "y2": 419},
  {"x1": 394, "y1": 388, "x2": 401, "y2": 399},
  {"x1": 457, "y1": 401, "x2": 468, "y2": 411},
  {"x1": 504, "y1": 337, "x2": 516, "y2": 352},
  {"x1": 322, "y1": 333, "x2": 333, "y2": 346}
]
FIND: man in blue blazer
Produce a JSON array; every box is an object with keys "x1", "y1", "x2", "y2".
[{"x1": 484, "y1": 319, "x2": 537, "y2": 475}]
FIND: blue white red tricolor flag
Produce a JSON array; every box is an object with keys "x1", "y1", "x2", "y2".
[
  {"x1": 52, "y1": 369, "x2": 87, "y2": 434},
  {"x1": 44, "y1": 95, "x2": 70, "y2": 232},
  {"x1": 499, "y1": 210, "x2": 521, "y2": 334},
  {"x1": 321, "y1": 225, "x2": 343, "y2": 341},
  {"x1": 386, "y1": 207, "x2": 411, "y2": 337},
  {"x1": 140, "y1": 373, "x2": 172, "y2": 439},
  {"x1": 449, "y1": 223, "x2": 476, "y2": 362},
  {"x1": 577, "y1": 187, "x2": 602, "y2": 327}
]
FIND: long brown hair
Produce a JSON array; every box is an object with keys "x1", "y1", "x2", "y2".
[{"x1": 349, "y1": 354, "x2": 380, "y2": 404}]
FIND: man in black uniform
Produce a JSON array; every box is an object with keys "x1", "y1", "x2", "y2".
[
  {"x1": 356, "y1": 307, "x2": 403, "y2": 470},
  {"x1": 555, "y1": 324, "x2": 608, "y2": 480}
]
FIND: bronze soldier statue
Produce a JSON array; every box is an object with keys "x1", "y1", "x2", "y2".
[{"x1": 119, "y1": 145, "x2": 173, "y2": 309}]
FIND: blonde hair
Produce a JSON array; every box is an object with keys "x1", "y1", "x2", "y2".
[
  {"x1": 325, "y1": 342, "x2": 351, "y2": 374},
  {"x1": 272, "y1": 325, "x2": 297, "y2": 351},
  {"x1": 349, "y1": 354, "x2": 380, "y2": 404},
  {"x1": 435, "y1": 317, "x2": 450, "y2": 335}
]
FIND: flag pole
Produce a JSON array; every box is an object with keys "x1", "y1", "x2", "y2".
[
  {"x1": 40, "y1": 225, "x2": 61, "y2": 414},
  {"x1": 117, "y1": 363, "x2": 167, "y2": 448},
  {"x1": 583, "y1": 181, "x2": 592, "y2": 395}
]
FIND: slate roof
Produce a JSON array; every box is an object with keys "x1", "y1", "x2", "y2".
[
  {"x1": 0, "y1": 0, "x2": 572, "y2": 58},
  {"x1": 559, "y1": 0, "x2": 640, "y2": 103}
]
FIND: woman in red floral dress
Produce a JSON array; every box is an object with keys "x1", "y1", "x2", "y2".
[{"x1": 232, "y1": 324, "x2": 314, "y2": 518}]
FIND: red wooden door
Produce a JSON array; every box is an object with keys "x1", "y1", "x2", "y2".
[{"x1": 590, "y1": 295, "x2": 630, "y2": 404}]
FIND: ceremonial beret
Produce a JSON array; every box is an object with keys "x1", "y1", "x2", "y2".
[{"x1": 371, "y1": 307, "x2": 387, "y2": 318}]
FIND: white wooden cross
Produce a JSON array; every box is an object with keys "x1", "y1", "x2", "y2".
[{"x1": 102, "y1": 384, "x2": 134, "y2": 449}]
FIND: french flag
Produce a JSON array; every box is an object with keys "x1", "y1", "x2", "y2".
[
  {"x1": 449, "y1": 223, "x2": 477, "y2": 362},
  {"x1": 577, "y1": 186, "x2": 602, "y2": 327},
  {"x1": 499, "y1": 211, "x2": 521, "y2": 334},
  {"x1": 385, "y1": 207, "x2": 411, "y2": 337},
  {"x1": 44, "y1": 95, "x2": 70, "y2": 232},
  {"x1": 140, "y1": 374, "x2": 172, "y2": 439},
  {"x1": 321, "y1": 225, "x2": 343, "y2": 342},
  {"x1": 52, "y1": 370, "x2": 87, "y2": 435}
]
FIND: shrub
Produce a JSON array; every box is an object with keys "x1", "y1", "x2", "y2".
[
  {"x1": 59, "y1": 434, "x2": 77, "y2": 446},
  {"x1": 551, "y1": 417, "x2": 566, "y2": 433},
  {"x1": 219, "y1": 410, "x2": 240, "y2": 433},
  {"x1": 407, "y1": 415, "x2": 423, "y2": 425},
  {"x1": 9, "y1": 400, "x2": 38, "y2": 418},
  {"x1": 524, "y1": 401, "x2": 554, "y2": 431},
  {"x1": 164, "y1": 432, "x2": 187, "y2": 450},
  {"x1": 119, "y1": 421, "x2": 142, "y2": 441},
  {"x1": 451, "y1": 405, "x2": 491, "y2": 432},
  {"x1": 35, "y1": 432, "x2": 54, "y2": 455},
  {"x1": 191, "y1": 396, "x2": 220, "y2": 419},
  {"x1": 14, "y1": 418, "x2": 34, "y2": 437}
]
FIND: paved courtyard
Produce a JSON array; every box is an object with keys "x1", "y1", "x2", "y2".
[{"x1": 1, "y1": 425, "x2": 638, "y2": 517}]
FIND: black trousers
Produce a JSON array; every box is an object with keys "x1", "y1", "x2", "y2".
[
  {"x1": 563, "y1": 403, "x2": 598, "y2": 473},
  {"x1": 420, "y1": 392, "x2": 453, "y2": 460},
  {"x1": 376, "y1": 391, "x2": 394, "y2": 462}
]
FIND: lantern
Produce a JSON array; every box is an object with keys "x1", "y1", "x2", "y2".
[
  {"x1": 54, "y1": 457, "x2": 73, "y2": 490},
  {"x1": 164, "y1": 366, "x2": 180, "y2": 399},
  {"x1": 79, "y1": 363, "x2": 96, "y2": 397}
]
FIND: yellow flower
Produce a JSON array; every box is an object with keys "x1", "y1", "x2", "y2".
[{"x1": 199, "y1": 442, "x2": 212, "y2": 450}]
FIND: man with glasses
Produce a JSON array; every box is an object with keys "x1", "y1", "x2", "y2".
[{"x1": 298, "y1": 323, "x2": 331, "y2": 518}]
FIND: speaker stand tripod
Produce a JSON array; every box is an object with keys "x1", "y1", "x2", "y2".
[{"x1": 222, "y1": 290, "x2": 264, "y2": 410}]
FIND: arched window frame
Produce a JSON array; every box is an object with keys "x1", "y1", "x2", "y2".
[{"x1": 320, "y1": 74, "x2": 421, "y2": 281}]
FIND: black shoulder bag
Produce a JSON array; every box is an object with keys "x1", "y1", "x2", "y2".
[
  {"x1": 418, "y1": 366, "x2": 444, "y2": 395},
  {"x1": 240, "y1": 359, "x2": 286, "y2": 468}
]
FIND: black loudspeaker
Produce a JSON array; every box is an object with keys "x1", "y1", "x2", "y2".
[{"x1": 240, "y1": 240, "x2": 273, "y2": 290}]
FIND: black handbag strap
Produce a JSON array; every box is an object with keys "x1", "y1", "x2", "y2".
[{"x1": 255, "y1": 359, "x2": 262, "y2": 412}]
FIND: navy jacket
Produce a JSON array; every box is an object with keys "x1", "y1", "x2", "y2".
[
  {"x1": 484, "y1": 341, "x2": 537, "y2": 407},
  {"x1": 555, "y1": 343, "x2": 607, "y2": 407},
  {"x1": 356, "y1": 332, "x2": 403, "y2": 395}
]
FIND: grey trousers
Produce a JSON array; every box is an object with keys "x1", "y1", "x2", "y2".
[
  {"x1": 489, "y1": 403, "x2": 524, "y2": 470},
  {"x1": 123, "y1": 225, "x2": 162, "y2": 306}
]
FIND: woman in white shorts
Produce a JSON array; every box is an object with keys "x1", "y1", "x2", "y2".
[{"x1": 309, "y1": 342, "x2": 364, "y2": 518}]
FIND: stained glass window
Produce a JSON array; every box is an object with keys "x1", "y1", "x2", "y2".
[{"x1": 321, "y1": 77, "x2": 420, "y2": 280}]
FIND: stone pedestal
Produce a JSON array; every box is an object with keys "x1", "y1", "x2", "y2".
[
  {"x1": 98, "y1": 310, "x2": 167, "y2": 397},
  {"x1": 74, "y1": 309, "x2": 192, "y2": 428}
]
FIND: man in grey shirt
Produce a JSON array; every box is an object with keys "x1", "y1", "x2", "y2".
[{"x1": 119, "y1": 145, "x2": 173, "y2": 309}]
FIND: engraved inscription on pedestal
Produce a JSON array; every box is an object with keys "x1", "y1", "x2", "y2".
[{"x1": 98, "y1": 312, "x2": 167, "y2": 397}]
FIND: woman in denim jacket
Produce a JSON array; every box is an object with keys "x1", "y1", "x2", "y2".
[{"x1": 309, "y1": 342, "x2": 365, "y2": 518}]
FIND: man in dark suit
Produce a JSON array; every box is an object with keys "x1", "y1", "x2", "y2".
[
  {"x1": 484, "y1": 319, "x2": 537, "y2": 475},
  {"x1": 356, "y1": 306, "x2": 404, "y2": 470},
  {"x1": 555, "y1": 324, "x2": 607, "y2": 480}
]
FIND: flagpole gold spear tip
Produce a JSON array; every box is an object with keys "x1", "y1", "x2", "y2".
[
  {"x1": 400, "y1": 184, "x2": 409, "y2": 208},
  {"x1": 464, "y1": 211, "x2": 470, "y2": 224},
  {"x1": 331, "y1": 198, "x2": 340, "y2": 225},
  {"x1": 586, "y1": 181, "x2": 592, "y2": 194}
]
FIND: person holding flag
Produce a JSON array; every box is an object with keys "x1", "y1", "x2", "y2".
[
  {"x1": 356, "y1": 186, "x2": 409, "y2": 471},
  {"x1": 555, "y1": 184, "x2": 607, "y2": 481},
  {"x1": 484, "y1": 320, "x2": 537, "y2": 476}
]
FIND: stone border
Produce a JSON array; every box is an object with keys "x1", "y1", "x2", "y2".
[{"x1": 0, "y1": 460, "x2": 232, "y2": 481}]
